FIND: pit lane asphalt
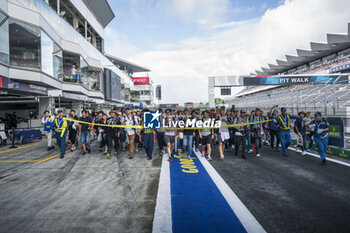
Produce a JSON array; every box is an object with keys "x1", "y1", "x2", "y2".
[
  {"x1": 0, "y1": 141, "x2": 161, "y2": 233},
  {"x1": 210, "y1": 146, "x2": 350, "y2": 233}
]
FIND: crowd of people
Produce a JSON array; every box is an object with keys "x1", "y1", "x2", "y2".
[{"x1": 40, "y1": 105, "x2": 330, "y2": 166}]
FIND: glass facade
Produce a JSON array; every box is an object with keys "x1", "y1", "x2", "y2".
[
  {"x1": 111, "y1": 71, "x2": 121, "y2": 100},
  {"x1": 88, "y1": 67, "x2": 102, "y2": 91},
  {"x1": 80, "y1": 57, "x2": 89, "y2": 90},
  {"x1": 0, "y1": 2, "x2": 114, "y2": 96},
  {"x1": 41, "y1": 30, "x2": 62, "y2": 79},
  {"x1": 63, "y1": 51, "x2": 81, "y2": 83},
  {"x1": 53, "y1": 44, "x2": 63, "y2": 80},
  {"x1": 0, "y1": 17, "x2": 9, "y2": 65},
  {"x1": 9, "y1": 19, "x2": 40, "y2": 69}
]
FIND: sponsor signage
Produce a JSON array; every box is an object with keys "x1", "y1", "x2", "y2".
[
  {"x1": 243, "y1": 75, "x2": 349, "y2": 85},
  {"x1": 329, "y1": 63, "x2": 350, "y2": 73},
  {"x1": 143, "y1": 111, "x2": 161, "y2": 129},
  {"x1": 292, "y1": 139, "x2": 350, "y2": 159},
  {"x1": 63, "y1": 74, "x2": 81, "y2": 82},
  {"x1": 0, "y1": 76, "x2": 48, "y2": 95},
  {"x1": 132, "y1": 77, "x2": 150, "y2": 85},
  {"x1": 326, "y1": 117, "x2": 345, "y2": 148}
]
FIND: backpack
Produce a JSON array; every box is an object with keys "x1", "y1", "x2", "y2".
[{"x1": 44, "y1": 116, "x2": 54, "y2": 131}]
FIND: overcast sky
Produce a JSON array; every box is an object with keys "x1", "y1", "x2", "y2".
[{"x1": 104, "y1": 0, "x2": 350, "y2": 105}]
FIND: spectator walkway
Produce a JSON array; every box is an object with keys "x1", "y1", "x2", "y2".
[{"x1": 1, "y1": 140, "x2": 350, "y2": 233}]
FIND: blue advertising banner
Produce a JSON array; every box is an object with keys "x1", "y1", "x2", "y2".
[
  {"x1": 329, "y1": 63, "x2": 350, "y2": 73},
  {"x1": 243, "y1": 75, "x2": 348, "y2": 85}
]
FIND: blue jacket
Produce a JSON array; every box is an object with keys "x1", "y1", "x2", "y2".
[
  {"x1": 312, "y1": 118, "x2": 330, "y2": 138},
  {"x1": 277, "y1": 114, "x2": 301, "y2": 131}
]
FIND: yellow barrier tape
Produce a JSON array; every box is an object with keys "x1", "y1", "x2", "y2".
[
  {"x1": 65, "y1": 117, "x2": 272, "y2": 130},
  {"x1": 65, "y1": 118, "x2": 143, "y2": 129}
]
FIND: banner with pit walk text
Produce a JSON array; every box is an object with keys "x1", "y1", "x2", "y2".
[{"x1": 243, "y1": 75, "x2": 349, "y2": 85}]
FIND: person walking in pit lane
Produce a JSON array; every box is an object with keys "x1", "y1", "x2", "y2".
[
  {"x1": 98, "y1": 113, "x2": 109, "y2": 156},
  {"x1": 226, "y1": 109, "x2": 235, "y2": 152},
  {"x1": 124, "y1": 108, "x2": 138, "y2": 159},
  {"x1": 217, "y1": 107, "x2": 230, "y2": 160},
  {"x1": 106, "y1": 110, "x2": 120, "y2": 159},
  {"x1": 54, "y1": 109, "x2": 68, "y2": 159},
  {"x1": 118, "y1": 112, "x2": 127, "y2": 151},
  {"x1": 156, "y1": 109, "x2": 166, "y2": 155},
  {"x1": 78, "y1": 110, "x2": 93, "y2": 155},
  {"x1": 191, "y1": 110, "x2": 200, "y2": 153},
  {"x1": 309, "y1": 112, "x2": 330, "y2": 166},
  {"x1": 294, "y1": 111, "x2": 307, "y2": 155},
  {"x1": 233, "y1": 110, "x2": 248, "y2": 159},
  {"x1": 164, "y1": 109, "x2": 177, "y2": 161},
  {"x1": 250, "y1": 108, "x2": 264, "y2": 158},
  {"x1": 182, "y1": 108, "x2": 195, "y2": 160},
  {"x1": 68, "y1": 114, "x2": 79, "y2": 151},
  {"x1": 132, "y1": 110, "x2": 141, "y2": 152},
  {"x1": 247, "y1": 110, "x2": 256, "y2": 154},
  {"x1": 305, "y1": 111, "x2": 315, "y2": 152},
  {"x1": 41, "y1": 110, "x2": 55, "y2": 151},
  {"x1": 199, "y1": 110, "x2": 214, "y2": 161},
  {"x1": 277, "y1": 107, "x2": 302, "y2": 157},
  {"x1": 209, "y1": 108, "x2": 217, "y2": 149},
  {"x1": 69, "y1": 110, "x2": 79, "y2": 150},
  {"x1": 268, "y1": 106, "x2": 280, "y2": 152},
  {"x1": 142, "y1": 109, "x2": 155, "y2": 160}
]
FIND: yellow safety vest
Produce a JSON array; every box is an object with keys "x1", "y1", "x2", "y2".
[
  {"x1": 144, "y1": 129, "x2": 155, "y2": 133},
  {"x1": 55, "y1": 117, "x2": 68, "y2": 137},
  {"x1": 278, "y1": 114, "x2": 290, "y2": 130}
]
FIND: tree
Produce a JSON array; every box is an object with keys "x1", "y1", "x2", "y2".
[{"x1": 215, "y1": 98, "x2": 225, "y2": 104}]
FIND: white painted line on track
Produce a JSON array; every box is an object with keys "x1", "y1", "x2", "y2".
[
  {"x1": 194, "y1": 150, "x2": 266, "y2": 233},
  {"x1": 152, "y1": 154, "x2": 172, "y2": 233},
  {"x1": 288, "y1": 147, "x2": 350, "y2": 167}
]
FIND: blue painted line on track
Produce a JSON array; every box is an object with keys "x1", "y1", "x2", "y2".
[{"x1": 170, "y1": 150, "x2": 247, "y2": 233}]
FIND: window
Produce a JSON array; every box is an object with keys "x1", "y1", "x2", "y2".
[
  {"x1": 53, "y1": 43, "x2": 63, "y2": 80},
  {"x1": 111, "y1": 71, "x2": 121, "y2": 100},
  {"x1": 322, "y1": 54, "x2": 336, "y2": 64},
  {"x1": 63, "y1": 51, "x2": 80, "y2": 83},
  {"x1": 221, "y1": 87, "x2": 231, "y2": 95},
  {"x1": 143, "y1": 90, "x2": 151, "y2": 95},
  {"x1": 9, "y1": 19, "x2": 40, "y2": 69},
  {"x1": 88, "y1": 67, "x2": 102, "y2": 91},
  {"x1": 338, "y1": 48, "x2": 350, "y2": 59},
  {"x1": 41, "y1": 30, "x2": 62, "y2": 79},
  {"x1": 310, "y1": 59, "x2": 322, "y2": 68},
  {"x1": 80, "y1": 57, "x2": 89, "y2": 90},
  {"x1": 0, "y1": 14, "x2": 9, "y2": 65}
]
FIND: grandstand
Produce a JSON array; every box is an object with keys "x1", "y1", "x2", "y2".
[{"x1": 229, "y1": 23, "x2": 350, "y2": 116}]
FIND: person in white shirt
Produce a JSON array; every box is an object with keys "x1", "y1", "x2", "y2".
[
  {"x1": 132, "y1": 110, "x2": 141, "y2": 152},
  {"x1": 123, "y1": 108, "x2": 138, "y2": 159},
  {"x1": 41, "y1": 110, "x2": 55, "y2": 151},
  {"x1": 217, "y1": 107, "x2": 230, "y2": 160}
]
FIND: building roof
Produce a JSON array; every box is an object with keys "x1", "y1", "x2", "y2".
[
  {"x1": 105, "y1": 54, "x2": 151, "y2": 73},
  {"x1": 83, "y1": 0, "x2": 115, "y2": 28},
  {"x1": 254, "y1": 22, "x2": 350, "y2": 75}
]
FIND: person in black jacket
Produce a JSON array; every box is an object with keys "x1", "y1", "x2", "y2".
[
  {"x1": 98, "y1": 114, "x2": 109, "y2": 155},
  {"x1": 105, "y1": 110, "x2": 121, "y2": 159}
]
